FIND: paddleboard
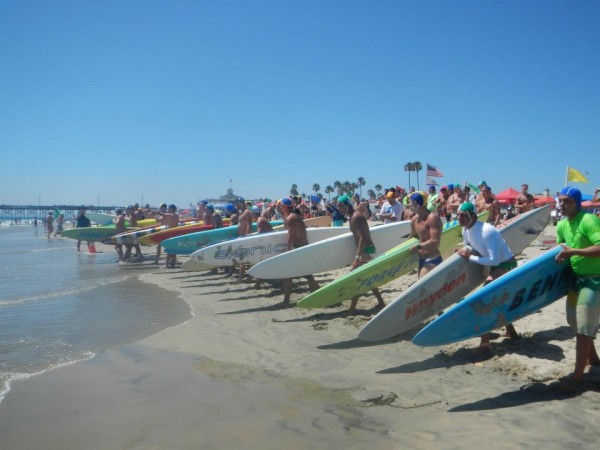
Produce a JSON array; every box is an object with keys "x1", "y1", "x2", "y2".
[
  {"x1": 61, "y1": 226, "x2": 135, "y2": 242},
  {"x1": 112, "y1": 220, "x2": 204, "y2": 245},
  {"x1": 86, "y1": 212, "x2": 156, "y2": 228},
  {"x1": 86, "y1": 212, "x2": 116, "y2": 226},
  {"x1": 161, "y1": 221, "x2": 284, "y2": 255},
  {"x1": 248, "y1": 220, "x2": 412, "y2": 280},
  {"x1": 412, "y1": 246, "x2": 574, "y2": 346},
  {"x1": 294, "y1": 215, "x2": 484, "y2": 310},
  {"x1": 189, "y1": 227, "x2": 350, "y2": 269},
  {"x1": 357, "y1": 205, "x2": 551, "y2": 342},
  {"x1": 138, "y1": 223, "x2": 214, "y2": 245}
]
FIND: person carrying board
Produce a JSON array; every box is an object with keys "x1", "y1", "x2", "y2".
[
  {"x1": 455, "y1": 202, "x2": 519, "y2": 352},
  {"x1": 555, "y1": 186, "x2": 600, "y2": 385}
]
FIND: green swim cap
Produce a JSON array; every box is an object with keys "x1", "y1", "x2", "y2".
[
  {"x1": 458, "y1": 202, "x2": 475, "y2": 212},
  {"x1": 337, "y1": 195, "x2": 351, "y2": 205}
]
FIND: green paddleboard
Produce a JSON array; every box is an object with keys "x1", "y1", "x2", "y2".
[{"x1": 296, "y1": 212, "x2": 488, "y2": 309}]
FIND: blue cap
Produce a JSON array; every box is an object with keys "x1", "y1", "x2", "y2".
[
  {"x1": 560, "y1": 186, "x2": 582, "y2": 210},
  {"x1": 206, "y1": 203, "x2": 215, "y2": 210},
  {"x1": 281, "y1": 197, "x2": 293, "y2": 207},
  {"x1": 410, "y1": 192, "x2": 424, "y2": 205},
  {"x1": 225, "y1": 203, "x2": 236, "y2": 212},
  {"x1": 447, "y1": 183, "x2": 455, "y2": 190}
]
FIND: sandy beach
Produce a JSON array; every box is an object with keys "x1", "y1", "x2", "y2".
[{"x1": 0, "y1": 224, "x2": 599, "y2": 449}]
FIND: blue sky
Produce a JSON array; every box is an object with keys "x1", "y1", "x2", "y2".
[{"x1": 1, "y1": 0, "x2": 598, "y2": 208}]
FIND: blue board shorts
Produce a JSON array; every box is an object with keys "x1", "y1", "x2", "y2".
[{"x1": 566, "y1": 275, "x2": 600, "y2": 337}]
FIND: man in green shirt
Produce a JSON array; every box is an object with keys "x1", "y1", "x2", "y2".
[{"x1": 556, "y1": 186, "x2": 600, "y2": 383}]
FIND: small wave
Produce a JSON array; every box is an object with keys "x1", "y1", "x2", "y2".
[
  {"x1": 0, "y1": 352, "x2": 95, "y2": 405},
  {"x1": 0, "y1": 275, "x2": 134, "y2": 307}
]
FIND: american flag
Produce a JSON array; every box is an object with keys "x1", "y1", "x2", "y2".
[
  {"x1": 426, "y1": 163, "x2": 444, "y2": 177},
  {"x1": 425, "y1": 177, "x2": 439, "y2": 186}
]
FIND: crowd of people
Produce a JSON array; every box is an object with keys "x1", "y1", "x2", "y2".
[{"x1": 52, "y1": 181, "x2": 599, "y2": 387}]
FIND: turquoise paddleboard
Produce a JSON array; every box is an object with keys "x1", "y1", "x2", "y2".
[{"x1": 161, "y1": 221, "x2": 283, "y2": 255}]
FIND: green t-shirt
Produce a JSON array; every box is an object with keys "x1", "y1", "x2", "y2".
[{"x1": 556, "y1": 211, "x2": 600, "y2": 276}]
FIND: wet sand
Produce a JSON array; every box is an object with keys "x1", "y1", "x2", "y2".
[{"x1": 0, "y1": 225, "x2": 599, "y2": 449}]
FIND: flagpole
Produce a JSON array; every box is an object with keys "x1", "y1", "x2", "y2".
[{"x1": 565, "y1": 166, "x2": 568, "y2": 187}]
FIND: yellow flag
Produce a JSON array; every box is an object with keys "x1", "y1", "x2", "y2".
[{"x1": 567, "y1": 166, "x2": 588, "y2": 183}]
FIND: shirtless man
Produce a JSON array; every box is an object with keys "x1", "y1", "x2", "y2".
[
  {"x1": 446, "y1": 183, "x2": 466, "y2": 220},
  {"x1": 124, "y1": 205, "x2": 142, "y2": 258},
  {"x1": 515, "y1": 183, "x2": 535, "y2": 214},
  {"x1": 156, "y1": 204, "x2": 179, "y2": 268},
  {"x1": 408, "y1": 192, "x2": 443, "y2": 279},
  {"x1": 256, "y1": 206, "x2": 273, "y2": 234},
  {"x1": 336, "y1": 196, "x2": 385, "y2": 313},
  {"x1": 475, "y1": 185, "x2": 501, "y2": 226},
  {"x1": 281, "y1": 197, "x2": 320, "y2": 304},
  {"x1": 113, "y1": 209, "x2": 127, "y2": 261},
  {"x1": 153, "y1": 203, "x2": 168, "y2": 264},
  {"x1": 204, "y1": 204, "x2": 224, "y2": 229},
  {"x1": 235, "y1": 202, "x2": 253, "y2": 282}
]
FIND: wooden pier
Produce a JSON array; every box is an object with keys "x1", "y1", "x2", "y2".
[{"x1": 0, "y1": 205, "x2": 117, "y2": 223}]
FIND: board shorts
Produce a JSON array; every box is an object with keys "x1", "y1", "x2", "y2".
[
  {"x1": 566, "y1": 275, "x2": 600, "y2": 337},
  {"x1": 491, "y1": 258, "x2": 518, "y2": 272},
  {"x1": 419, "y1": 255, "x2": 443, "y2": 270},
  {"x1": 362, "y1": 245, "x2": 376, "y2": 256},
  {"x1": 332, "y1": 220, "x2": 344, "y2": 227}
]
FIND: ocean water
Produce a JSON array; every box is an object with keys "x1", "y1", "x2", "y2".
[{"x1": 0, "y1": 223, "x2": 192, "y2": 403}]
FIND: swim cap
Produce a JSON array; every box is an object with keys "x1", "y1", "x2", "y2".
[
  {"x1": 440, "y1": 186, "x2": 448, "y2": 191},
  {"x1": 281, "y1": 197, "x2": 293, "y2": 207},
  {"x1": 225, "y1": 203, "x2": 236, "y2": 212},
  {"x1": 447, "y1": 184, "x2": 454, "y2": 190},
  {"x1": 410, "y1": 192, "x2": 424, "y2": 206},
  {"x1": 458, "y1": 202, "x2": 475, "y2": 213},
  {"x1": 560, "y1": 186, "x2": 582, "y2": 210},
  {"x1": 250, "y1": 206, "x2": 260, "y2": 214},
  {"x1": 206, "y1": 203, "x2": 215, "y2": 210},
  {"x1": 386, "y1": 191, "x2": 395, "y2": 199},
  {"x1": 454, "y1": 183, "x2": 461, "y2": 189},
  {"x1": 482, "y1": 185, "x2": 492, "y2": 192},
  {"x1": 338, "y1": 194, "x2": 351, "y2": 205},
  {"x1": 168, "y1": 204, "x2": 176, "y2": 210},
  {"x1": 116, "y1": 208, "x2": 123, "y2": 214},
  {"x1": 428, "y1": 185, "x2": 436, "y2": 192},
  {"x1": 478, "y1": 180, "x2": 487, "y2": 186}
]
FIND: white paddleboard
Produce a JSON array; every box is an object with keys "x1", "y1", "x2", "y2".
[
  {"x1": 357, "y1": 205, "x2": 551, "y2": 342},
  {"x1": 247, "y1": 220, "x2": 412, "y2": 280},
  {"x1": 189, "y1": 227, "x2": 350, "y2": 268}
]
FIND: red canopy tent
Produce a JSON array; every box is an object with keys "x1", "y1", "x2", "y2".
[
  {"x1": 494, "y1": 187, "x2": 520, "y2": 205},
  {"x1": 534, "y1": 196, "x2": 555, "y2": 207}
]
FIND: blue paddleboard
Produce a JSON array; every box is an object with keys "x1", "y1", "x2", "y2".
[{"x1": 412, "y1": 246, "x2": 575, "y2": 347}]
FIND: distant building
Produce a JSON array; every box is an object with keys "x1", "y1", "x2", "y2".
[{"x1": 206, "y1": 188, "x2": 244, "y2": 204}]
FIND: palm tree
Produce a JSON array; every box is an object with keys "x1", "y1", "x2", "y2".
[
  {"x1": 333, "y1": 180, "x2": 342, "y2": 195},
  {"x1": 290, "y1": 184, "x2": 299, "y2": 197},
  {"x1": 367, "y1": 189, "x2": 376, "y2": 200},
  {"x1": 312, "y1": 183, "x2": 321, "y2": 195},
  {"x1": 374, "y1": 184, "x2": 382, "y2": 197},
  {"x1": 325, "y1": 185, "x2": 334, "y2": 201},
  {"x1": 357, "y1": 177, "x2": 366, "y2": 198},
  {"x1": 404, "y1": 162, "x2": 414, "y2": 188},
  {"x1": 413, "y1": 161, "x2": 423, "y2": 190}
]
